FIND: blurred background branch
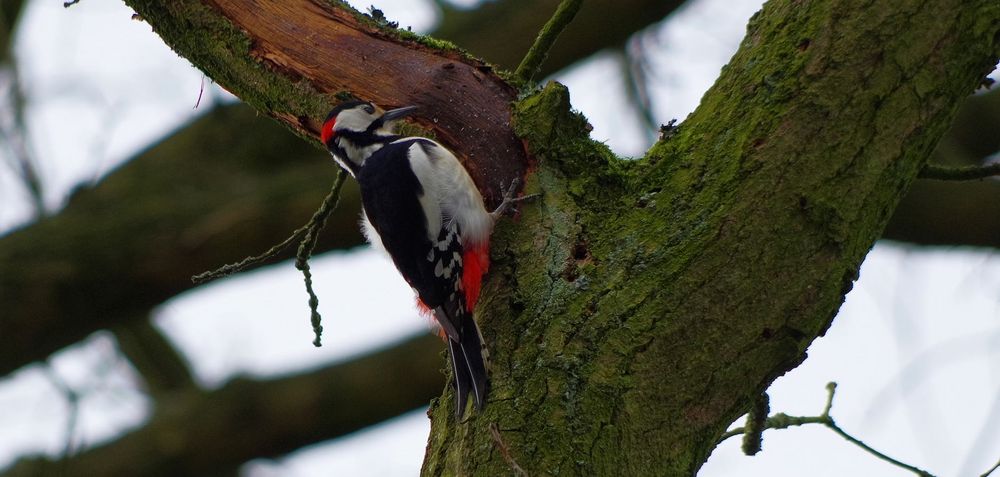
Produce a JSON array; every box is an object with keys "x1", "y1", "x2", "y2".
[{"x1": 0, "y1": 334, "x2": 442, "y2": 477}]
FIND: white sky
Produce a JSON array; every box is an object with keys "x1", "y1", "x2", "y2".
[{"x1": 0, "y1": 0, "x2": 998, "y2": 475}]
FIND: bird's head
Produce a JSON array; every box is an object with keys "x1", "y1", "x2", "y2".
[{"x1": 321, "y1": 101, "x2": 417, "y2": 174}]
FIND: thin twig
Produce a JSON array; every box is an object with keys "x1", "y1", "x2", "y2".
[
  {"x1": 0, "y1": 60, "x2": 46, "y2": 217},
  {"x1": 192, "y1": 224, "x2": 310, "y2": 284},
  {"x1": 919, "y1": 162, "x2": 1000, "y2": 180},
  {"x1": 489, "y1": 422, "x2": 528, "y2": 476},
  {"x1": 824, "y1": 421, "x2": 932, "y2": 477},
  {"x1": 619, "y1": 37, "x2": 658, "y2": 141},
  {"x1": 716, "y1": 413, "x2": 825, "y2": 442},
  {"x1": 42, "y1": 366, "x2": 81, "y2": 467},
  {"x1": 63, "y1": 0, "x2": 81, "y2": 7},
  {"x1": 295, "y1": 170, "x2": 349, "y2": 347},
  {"x1": 718, "y1": 382, "x2": 936, "y2": 477},
  {"x1": 194, "y1": 75, "x2": 205, "y2": 109},
  {"x1": 980, "y1": 458, "x2": 1000, "y2": 477},
  {"x1": 513, "y1": 0, "x2": 583, "y2": 85},
  {"x1": 192, "y1": 170, "x2": 349, "y2": 346}
]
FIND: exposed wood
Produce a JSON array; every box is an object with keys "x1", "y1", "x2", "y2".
[{"x1": 135, "y1": 0, "x2": 528, "y2": 204}]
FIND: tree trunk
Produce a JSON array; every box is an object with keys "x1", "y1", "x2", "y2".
[{"x1": 118, "y1": 0, "x2": 1000, "y2": 474}]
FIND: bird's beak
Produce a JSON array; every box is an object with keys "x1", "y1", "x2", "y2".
[{"x1": 382, "y1": 105, "x2": 418, "y2": 122}]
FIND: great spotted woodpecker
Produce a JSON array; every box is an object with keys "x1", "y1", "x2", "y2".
[{"x1": 322, "y1": 100, "x2": 521, "y2": 416}]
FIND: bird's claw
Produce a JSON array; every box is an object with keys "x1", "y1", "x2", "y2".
[{"x1": 490, "y1": 178, "x2": 540, "y2": 220}]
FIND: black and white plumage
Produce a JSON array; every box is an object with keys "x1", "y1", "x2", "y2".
[{"x1": 321, "y1": 101, "x2": 501, "y2": 416}]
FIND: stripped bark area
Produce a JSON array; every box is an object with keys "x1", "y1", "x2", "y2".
[{"x1": 135, "y1": 0, "x2": 528, "y2": 204}]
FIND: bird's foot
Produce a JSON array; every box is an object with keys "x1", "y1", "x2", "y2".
[{"x1": 490, "y1": 178, "x2": 540, "y2": 221}]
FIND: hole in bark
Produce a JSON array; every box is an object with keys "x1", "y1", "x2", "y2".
[
  {"x1": 562, "y1": 263, "x2": 579, "y2": 282},
  {"x1": 562, "y1": 240, "x2": 592, "y2": 282}
]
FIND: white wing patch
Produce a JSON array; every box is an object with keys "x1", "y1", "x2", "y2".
[{"x1": 401, "y1": 139, "x2": 493, "y2": 246}]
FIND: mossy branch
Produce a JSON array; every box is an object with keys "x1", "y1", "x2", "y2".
[
  {"x1": 741, "y1": 392, "x2": 769, "y2": 456},
  {"x1": 191, "y1": 229, "x2": 310, "y2": 284},
  {"x1": 295, "y1": 169, "x2": 349, "y2": 347},
  {"x1": 513, "y1": 0, "x2": 584, "y2": 85},
  {"x1": 919, "y1": 162, "x2": 1000, "y2": 180},
  {"x1": 719, "y1": 383, "x2": 935, "y2": 477}
]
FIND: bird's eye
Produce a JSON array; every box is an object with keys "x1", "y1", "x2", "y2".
[{"x1": 364, "y1": 103, "x2": 376, "y2": 114}]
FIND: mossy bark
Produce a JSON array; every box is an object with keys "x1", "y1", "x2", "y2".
[
  {"x1": 427, "y1": 1, "x2": 1000, "y2": 475},
  {"x1": 118, "y1": 0, "x2": 999, "y2": 475}
]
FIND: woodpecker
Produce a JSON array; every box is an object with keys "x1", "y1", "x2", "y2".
[{"x1": 321, "y1": 100, "x2": 521, "y2": 417}]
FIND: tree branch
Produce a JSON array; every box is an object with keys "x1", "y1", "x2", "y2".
[
  {"x1": 434, "y1": 0, "x2": 690, "y2": 78},
  {"x1": 918, "y1": 162, "x2": 1000, "y2": 180},
  {"x1": 718, "y1": 383, "x2": 935, "y2": 477},
  {"x1": 124, "y1": 0, "x2": 527, "y2": 204},
  {"x1": 0, "y1": 104, "x2": 365, "y2": 377},
  {"x1": 982, "y1": 458, "x2": 1000, "y2": 477},
  {"x1": 113, "y1": 318, "x2": 195, "y2": 397},
  {"x1": 1, "y1": 334, "x2": 443, "y2": 477},
  {"x1": 513, "y1": 0, "x2": 584, "y2": 85},
  {"x1": 294, "y1": 170, "x2": 349, "y2": 347},
  {"x1": 882, "y1": 179, "x2": 1000, "y2": 249}
]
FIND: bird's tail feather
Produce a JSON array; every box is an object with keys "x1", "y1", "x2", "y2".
[{"x1": 447, "y1": 315, "x2": 489, "y2": 417}]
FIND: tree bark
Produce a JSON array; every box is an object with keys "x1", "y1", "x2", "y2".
[{"x1": 437, "y1": 1, "x2": 998, "y2": 474}]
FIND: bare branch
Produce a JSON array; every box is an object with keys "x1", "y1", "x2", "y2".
[
  {"x1": 112, "y1": 318, "x2": 195, "y2": 397},
  {"x1": 919, "y1": 162, "x2": 1000, "y2": 180},
  {"x1": 514, "y1": 0, "x2": 584, "y2": 85},
  {"x1": 2, "y1": 334, "x2": 443, "y2": 477},
  {"x1": 719, "y1": 383, "x2": 936, "y2": 477},
  {"x1": 981, "y1": 458, "x2": 1000, "y2": 477}
]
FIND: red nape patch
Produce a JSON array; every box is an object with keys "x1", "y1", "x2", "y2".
[
  {"x1": 462, "y1": 242, "x2": 490, "y2": 312},
  {"x1": 320, "y1": 118, "x2": 336, "y2": 145}
]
